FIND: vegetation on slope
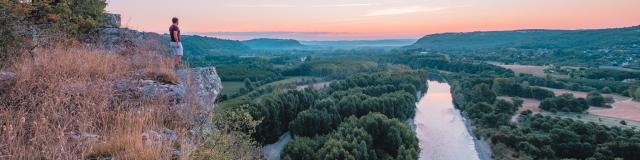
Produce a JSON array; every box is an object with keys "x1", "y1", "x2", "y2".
[
  {"x1": 411, "y1": 26, "x2": 640, "y2": 50},
  {"x1": 0, "y1": 0, "x2": 108, "y2": 67},
  {"x1": 181, "y1": 35, "x2": 249, "y2": 56},
  {"x1": 242, "y1": 38, "x2": 304, "y2": 49}
]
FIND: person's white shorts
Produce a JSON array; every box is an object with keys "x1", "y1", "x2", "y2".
[{"x1": 170, "y1": 42, "x2": 183, "y2": 56}]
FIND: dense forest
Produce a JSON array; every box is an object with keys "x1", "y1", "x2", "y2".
[{"x1": 216, "y1": 63, "x2": 427, "y2": 159}]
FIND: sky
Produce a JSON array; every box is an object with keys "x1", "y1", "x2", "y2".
[{"x1": 106, "y1": 0, "x2": 640, "y2": 40}]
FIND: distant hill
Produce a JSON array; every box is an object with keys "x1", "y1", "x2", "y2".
[
  {"x1": 302, "y1": 39, "x2": 416, "y2": 48},
  {"x1": 242, "y1": 38, "x2": 304, "y2": 49},
  {"x1": 181, "y1": 35, "x2": 250, "y2": 55},
  {"x1": 410, "y1": 25, "x2": 640, "y2": 50}
]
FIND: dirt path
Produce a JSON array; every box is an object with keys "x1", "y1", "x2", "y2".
[
  {"x1": 295, "y1": 82, "x2": 331, "y2": 91},
  {"x1": 498, "y1": 96, "x2": 541, "y2": 123}
]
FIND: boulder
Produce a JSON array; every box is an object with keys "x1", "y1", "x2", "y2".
[
  {"x1": 176, "y1": 67, "x2": 223, "y2": 110},
  {"x1": 0, "y1": 72, "x2": 16, "y2": 94},
  {"x1": 116, "y1": 67, "x2": 222, "y2": 123},
  {"x1": 134, "y1": 67, "x2": 222, "y2": 109},
  {"x1": 103, "y1": 13, "x2": 121, "y2": 28},
  {"x1": 98, "y1": 27, "x2": 169, "y2": 53},
  {"x1": 142, "y1": 128, "x2": 178, "y2": 144}
]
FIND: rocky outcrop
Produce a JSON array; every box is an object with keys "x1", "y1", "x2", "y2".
[
  {"x1": 103, "y1": 13, "x2": 121, "y2": 28},
  {"x1": 116, "y1": 67, "x2": 222, "y2": 129},
  {"x1": 107, "y1": 68, "x2": 221, "y2": 159},
  {"x1": 98, "y1": 13, "x2": 222, "y2": 150},
  {"x1": 135, "y1": 67, "x2": 222, "y2": 110},
  {"x1": 176, "y1": 67, "x2": 223, "y2": 109},
  {"x1": 98, "y1": 13, "x2": 169, "y2": 53}
]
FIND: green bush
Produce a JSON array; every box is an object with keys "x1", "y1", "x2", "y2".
[
  {"x1": 0, "y1": 4, "x2": 24, "y2": 66},
  {"x1": 0, "y1": 0, "x2": 107, "y2": 66}
]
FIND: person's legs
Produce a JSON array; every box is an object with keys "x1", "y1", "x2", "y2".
[
  {"x1": 174, "y1": 55, "x2": 182, "y2": 67},
  {"x1": 171, "y1": 42, "x2": 184, "y2": 68}
]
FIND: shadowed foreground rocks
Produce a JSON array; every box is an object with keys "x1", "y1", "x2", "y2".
[
  {"x1": 0, "y1": 72, "x2": 16, "y2": 94},
  {"x1": 118, "y1": 67, "x2": 222, "y2": 129}
]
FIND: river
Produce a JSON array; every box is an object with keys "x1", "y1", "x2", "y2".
[
  {"x1": 263, "y1": 80, "x2": 489, "y2": 160},
  {"x1": 414, "y1": 80, "x2": 485, "y2": 160},
  {"x1": 262, "y1": 132, "x2": 292, "y2": 160}
]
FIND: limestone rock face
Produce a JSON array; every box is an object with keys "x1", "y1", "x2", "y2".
[
  {"x1": 136, "y1": 67, "x2": 222, "y2": 111},
  {"x1": 98, "y1": 13, "x2": 169, "y2": 53},
  {"x1": 103, "y1": 13, "x2": 121, "y2": 28},
  {"x1": 177, "y1": 67, "x2": 223, "y2": 110},
  {"x1": 98, "y1": 28, "x2": 168, "y2": 53}
]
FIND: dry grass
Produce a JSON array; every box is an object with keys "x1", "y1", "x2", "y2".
[{"x1": 0, "y1": 44, "x2": 194, "y2": 159}]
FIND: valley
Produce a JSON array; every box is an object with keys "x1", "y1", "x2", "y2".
[
  {"x1": 2, "y1": 1, "x2": 639, "y2": 159},
  {"x1": 203, "y1": 25, "x2": 640, "y2": 160}
]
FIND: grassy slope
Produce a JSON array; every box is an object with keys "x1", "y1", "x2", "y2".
[
  {"x1": 217, "y1": 76, "x2": 318, "y2": 111},
  {"x1": 221, "y1": 81, "x2": 244, "y2": 96}
]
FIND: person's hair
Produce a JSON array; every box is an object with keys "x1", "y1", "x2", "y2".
[{"x1": 172, "y1": 17, "x2": 179, "y2": 23}]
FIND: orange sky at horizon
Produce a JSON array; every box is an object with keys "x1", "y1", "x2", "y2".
[{"x1": 106, "y1": 0, "x2": 640, "y2": 40}]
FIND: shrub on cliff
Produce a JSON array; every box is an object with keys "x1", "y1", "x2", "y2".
[
  {"x1": 0, "y1": 4, "x2": 26, "y2": 67},
  {"x1": 21, "y1": 0, "x2": 107, "y2": 36},
  {"x1": 0, "y1": 0, "x2": 107, "y2": 66}
]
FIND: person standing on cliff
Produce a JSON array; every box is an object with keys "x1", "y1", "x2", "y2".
[{"x1": 170, "y1": 17, "x2": 183, "y2": 68}]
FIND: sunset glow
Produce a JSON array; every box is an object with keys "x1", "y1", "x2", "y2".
[{"x1": 106, "y1": 0, "x2": 640, "y2": 40}]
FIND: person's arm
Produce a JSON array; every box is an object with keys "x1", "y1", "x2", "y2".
[{"x1": 172, "y1": 30, "x2": 180, "y2": 48}]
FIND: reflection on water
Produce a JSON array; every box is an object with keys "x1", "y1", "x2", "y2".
[
  {"x1": 262, "y1": 132, "x2": 291, "y2": 160},
  {"x1": 415, "y1": 80, "x2": 480, "y2": 160}
]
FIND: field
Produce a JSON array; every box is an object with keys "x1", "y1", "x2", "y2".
[
  {"x1": 488, "y1": 62, "x2": 568, "y2": 78},
  {"x1": 540, "y1": 87, "x2": 640, "y2": 121},
  {"x1": 221, "y1": 81, "x2": 244, "y2": 95},
  {"x1": 218, "y1": 76, "x2": 321, "y2": 110},
  {"x1": 590, "y1": 99, "x2": 640, "y2": 122},
  {"x1": 500, "y1": 93, "x2": 640, "y2": 129},
  {"x1": 540, "y1": 112, "x2": 640, "y2": 129}
]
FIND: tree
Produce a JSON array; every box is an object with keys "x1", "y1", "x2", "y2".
[
  {"x1": 282, "y1": 137, "x2": 321, "y2": 160},
  {"x1": 472, "y1": 83, "x2": 497, "y2": 103},
  {"x1": 0, "y1": 3, "x2": 24, "y2": 66},
  {"x1": 243, "y1": 78, "x2": 254, "y2": 90},
  {"x1": 620, "y1": 120, "x2": 627, "y2": 125},
  {"x1": 67, "y1": 0, "x2": 108, "y2": 35},
  {"x1": 539, "y1": 94, "x2": 589, "y2": 113},
  {"x1": 194, "y1": 108, "x2": 262, "y2": 159},
  {"x1": 28, "y1": 0, "x2": 107, "y2": 35},
  {"x1": 586, "y1": 91, "x2": 606, "y2": 107},
  {"x1": 289, "y1": 109, "x2": 336, "y2": 137}
]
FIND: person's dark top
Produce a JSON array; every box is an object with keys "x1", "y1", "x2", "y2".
[{"x1": 169, "y1": 24, "x2": 180, "y2": 42}]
